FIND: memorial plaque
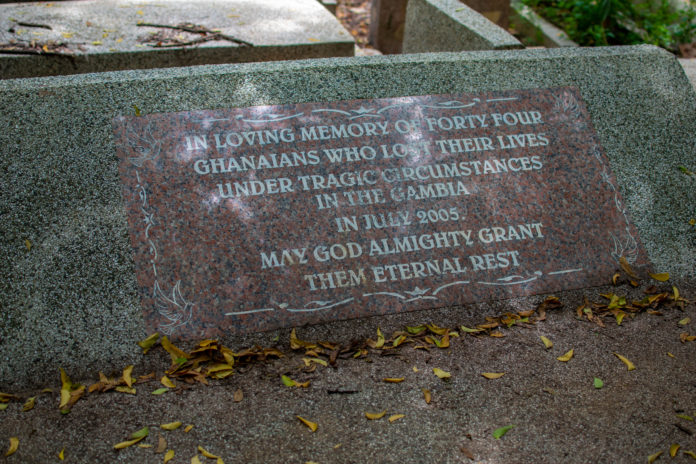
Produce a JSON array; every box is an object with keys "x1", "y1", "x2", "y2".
[{"x1": 113, "y1": 88, "x2": 648, "y2": 339}]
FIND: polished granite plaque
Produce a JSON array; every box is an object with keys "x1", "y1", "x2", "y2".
[{"x1": 113, "y1": 88, "x2": 647, "y2": 339}]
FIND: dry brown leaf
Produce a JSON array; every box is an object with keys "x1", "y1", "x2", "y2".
[
  {"x1": 233, "y1": 389, "x2": 243, "y2": 402},
  {"x1": 155, "y1": 435, "x2": 167, "y2": 454},
  {"x1": 460, "y1": 445, "x2": 475, "y2": 460},
  {"x1": 365, "y1": 410, "x2": 387, "y2": 420},
  {"x1": 619, "y1": 256, "x2": 638, "y2": 279},
  {"x1": 297, "y1": 415, "x2": 318, "y2": 431}
]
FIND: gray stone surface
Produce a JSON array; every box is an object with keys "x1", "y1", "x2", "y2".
[
  {"x1": 1, "y1": 45, "x2": 695, "y2": 389},
  {"x1": 680, "y1": 58, "x2": 696, "y2": 89},
  {"x1": 402, "y1": 0, "x2": 523, "y2": 53},
  {"x1": 510, "y1": 0, "x2": 578, "y2": 48},
  {"x1": 0, "y1": 0, "x2": 354, "y2": 79}
]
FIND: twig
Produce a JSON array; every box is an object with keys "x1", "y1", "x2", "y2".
[
  {"x1": 12, "y1": 21, "x2": 53, "y2": 30},
  {"x1": 327, "y1": 389, "x2": 360, "y2": 394},
  {"x1": 136, "y1": 22, "x2": 253, "y2": 47}
]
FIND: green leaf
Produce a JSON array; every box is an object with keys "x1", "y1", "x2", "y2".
[
  {"x1": 677, "y1": 414, "x2": 694, "y2": 421},
  {"x1": 151, "y1": 388, "x2": 169, "y2": 395},
  {"x1": 406, "y1": 325, "x2": 426, "y2": 335},
  {"x1": 593, "y1": 377, "x2": 604, "y2": 389},
  {"x1": 130, "y1": 426, "x2": 149, "y2": 439},
  {"x1": 281, "y1": 375, "x2": 295, "y2": 387},
  {"x1": 493, "y1": 425, "x2": 515, "y2": 439}
]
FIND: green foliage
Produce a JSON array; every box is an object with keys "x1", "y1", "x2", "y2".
[{"x1": 522, "y1": 0, "x2": 696, "y2": 52}]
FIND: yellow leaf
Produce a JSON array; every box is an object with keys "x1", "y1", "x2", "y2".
[
  {"x1": 198, "y1": 445, "x2": 219, "y2": 459},
  {"x1": 365, "y1": 410, "x2": 387, "y2": 420},
  {"x1": 59, "y1": 448, "x2": 64, "y2": 460},
  {"x1": 308, "y1": 37, "x2": 320, "y2": 42},
  {"x1": 184, "y1": 424, "x2": 194, "y2": 433},
  {"x1": 650, "y1": 272, "x2": 670, "y2": 282},
  {"x1": 667, "y1": 352, "x2": 675, "y2": 358},
  {"x1": 412, "y1": 366, "x2": 419, "y2": 372},
  {"x1": 557, "y1": 349, "x2": 574, "y2": 362},
  {"x1": 383, "y1": 378, "x2": 404, "y2": 383},
  {"x1": 61, "y1": 32, "x2": 74, "y2": 39},
  {"x1": 138, "y1": 444, "x2": 153, "y2": 448},
  {"x1": 114, "y1": 437, "x2": 143, "y2": 449},
  {"x1": 138, "y1": 333, "x2": 160, "y2": 354},
  {"x1": 614, "y1": 353, "x2": 636, "y2": 370},
  {"x1": 388, "y1": 414, "x2": 405, "y2": 423},
  {"x1": 303, "y1": 357, "x2": 328, "y2": 367},
  {"x1": 116, "y1": 37, "x2": 123, "y2": 43},
  {"x1": 102, "y1": 32, "x2": 108, "y2": 38},
  {"x1": 161, "y1": 376, "x2": 176, "y2": 388},
  {"x1": 91, "y1": 40, "x2": 102, "y2": 45},
  {"x1": 24, "y1": 239, "x2": 32, "y2": 250},
  {"x1": 136, "y1": 9, "x2": 144, "y2": 15},
  {"x1": 647, "y1": 450, "x2": 663, "y2": 463},
  {"x1": 433, "y1": 367, "x2": 451, "y2": 379},
  {"x1": 290, "y1": 328, "x2": 316, "y2": 350},
  {"x1": 23, "y1": 396, "x2": 35, "y2": 411},
  {"x1": 375, "y1": 328, "x2": 385, "y2": 348},
  {"x1": 217, "y1": 458, "x2": 225, "y2": 464},
  {"x1": 670, "y1": 444, "x2": 680, "y2": 457},
  {"x1": 164, "y1": 450, "x2": 175, "y2": 463},
  {"x1": 481, "y1": 372, "x2": 505, "y2": 379},
  {"x1": 0, "y1": 404, "x2": 8, "y2": 411},
  {"x1": 619, "y1": 256, "x2": 638, "y2": 279},
  {"x1": 422, "y1": 388, "x2": 431, "y2": 404},
  {"x1": 161, "y1": 336, "x2": 189, "y2": 363},
  {"x1": 161, "y1": 421, "x2": 182, "y2": 431},
  {"x1": 115, "y1": 386, "x2": 136, "y2": 395},
  {"x1": 123, "y1": 365, "x2": 134, "y2": 387},
  {"x1": 297, "y1": 415, "x2": 318, "y2": 431},
  {"x1": 684, "y1": 450, "x2": 696, "y2": 459},
  {"x1": 679, "y1": 317, "x2": 691, "y2": 326},
  {"x1": 192, "y1": 456, "x2": 202, "y2": 464},
  {"x1": 5, "y1": 437, "x2": 19, "y2": 456},
  {"x1": 540, "y1": 336, "x2": 553, "y2": 349}
]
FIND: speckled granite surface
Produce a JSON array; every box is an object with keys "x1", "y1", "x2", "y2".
[
  {"x1": 0, "y1": 0, "x2": 354, "y2": 79},
  {"x1": 403, "y1": 0, "x2": 523, "y2": 53},
  {"x1": 1, "y1": 45, "x2": 694, "y2": 388}
]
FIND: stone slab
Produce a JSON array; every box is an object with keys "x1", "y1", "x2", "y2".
[
  {"x1": 113, "y1": 89, "x2": 647, "y2": 339},
  {"x1": 0, "y1": 0, "x2": 354, "y2": 79},
  {"x1": 1, "y1": 45, "x2": 695, "y2": 387},
  {"x1": 402, "y1": 0, "x2": 523, "y2": 53}
]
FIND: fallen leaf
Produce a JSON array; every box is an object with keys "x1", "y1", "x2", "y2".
[
  {"x1": 184, "y1": 424, "x2": 194, "y2": 433},
  {"x1": 677, "y1": 414, "x2": 694, "y2": 421},
  {"x1": 489, "y1": 331, "x2": 505, "y2": 338},
  {"x1": 161, "y1": 421, "x2": 182, "y2": 431},
  {"x1": 59, "y1": 368, "x2": 84, "y2": 413},
  {"x1": 433, "y1": 368, "x2": 451, "y2": 379},
  {"x1": 156, "y1": 435, "x2": 167, "y2": 453},
  {"x1": 393, "y1": 335, "x2": 407, "y2": 347},
  {"x1": 23, "y1": 396, "x2": 35, "y2": 411},
  {"x1": 557, "y1": 349, "x2": 574, "y2": 362},
  {"x1": 611, "y1": 272, "x2": 620, "y2": 285},
  {"x1": 123, "y1": 365, "x2": 134, "y2": 387},
  {"x1": 594, "y1": 377, "x2": 604, "y2": 389},
  {"x1": 481, "y1": 372, "x2": 505, "y2": 379},
  {"x1": 290, "y1": 328, "x2": 316, "y2": 350},
  {"x1": 615, "y1": 312, "x2": 626, "y2": 325},
  {"x1": 543, "y1": 387, "x2": 556, "y2": 395},
  {"x1": 138, "y1": 443, "x2": 153, "y2": 448},
  {"x1": 114, "y1": 438, "x2": 142, "y2": 450},
  {"x1": 297, "y1": 415, "x2": 318, "y2": 431},
  {"x1": 383, "y1": 378, "x2": 405, "y2": 383},
  {"x1": 0, "y1": 392, "x2": 20, "y2": 403},
  {"x1": 375, "y1": 328, "x2": 385, "y2": 348},
  {"x1": 668, "y1": 352, "x2": 675, "y2": 358},
  {"x1": 161, "y1": 336, "x2": 189, "y2": 363},
  {"x1": 136, "y1": 9, "x2": 144, "y2": 15},
  {"x1": 650, "y1": 272, "x2": 670, "y2": 282},
  {"x1": 0, "y1": 404, "x2": 7, "y2": 411},
  {"x1": 460, "y1": 325, "x2": 483, "y2": 334},
  {"x1": 422, "y1": 388, "x2": 432, "y2": 404},
  {"x1": 24, "y1": 239, "x2": 32, "y2": 251},
  {"x1": 133, "y1": 104, "x2": 142, "y2": 117},
  {"x1": 619, "y1": 256, "x2": 638, "y2": 279},
  {"x1": 648, "y1": 451, "x2": 663, "y2": 463},
  {"x1": 388, "y1": 414, "x2": 405, "y2": 423},
  {"x1": 679, "y1": 317, "x2": 691, "y2": 326},
  {"x1": 308, "y1": 37, "x2": 320, "y2": 42},
  {"x1": 365, "y1": 410, "x2": 387, "y2": 420},
  {"x1": 130, "y1": 426, "x2": 149, "y2": 439},
  {"x1": 614, "y1": 353, "x2": 636, "y2": 370},
  {"x1": 684, "y1": 450, "x2": 696, "y2": 459},
  {"x1": 493, "y1": 425, "x2": 514, "y2": 439},
  {"x1": 303, "y1": 357, "x2": 328, "y2": 367},
  {"x1": 163, "y1": 450, "x2": 175, "y2": 463},
  {"x1": 137, "y1": 333, "x2": 160, "y2": 353},
  {"x1": 5, "y1": 437, "x2": 18, "y2": 456},
  {"x1": 198, "y1": 446, "x2": 220, "y2": 458},
  {"x1": 233, "y1": 389, "x2": 243, "y2": 402},
  {"x1": 412, "y1": 366, "x2": 419, "y2": 373},
  {"x1": 192, "y1": 456, "x2": 202, "y2": 464},
  {"x1": 671, "y1": 444, "x2": 681, "y2": 457},
  {"x1": 161, "y1": 376, "x2": 175, "y2": 388},
  {"x1": 91, "y1": 40, "x2": 102, "y2": 45},
  {"x1": 59, "y1": 448, "x2": 64, "y2": 460},
  {"x1": 115, "y1": 386, "x2": 136, "y2": 395},
  {"x1": 152, "y1": 388, "x2": 169, "y2": 395},
  {"x1": 540, "y1": 336, "x2": 553, "y2": 349},
  {"x1": 460, "y1": 445, "x2": 475, "y2": 460},
  {"x1": 406, "y1": 325, "x2": 427, "y2": 335}
]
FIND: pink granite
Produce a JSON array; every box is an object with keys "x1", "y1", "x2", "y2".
[{"x1": 113, "y1": 88, "x2": 648, "y2": 339}]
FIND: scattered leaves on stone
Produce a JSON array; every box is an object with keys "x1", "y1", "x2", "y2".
[
  {"x1": 297, "y1": 415, "x2": 318, "y2": 432},
  {"x1": 614, "y1": 353, "x2": 636, "y2": 370},
  {"x1": 493, "y1": 425, "x2": 514, "y2": 439}
]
